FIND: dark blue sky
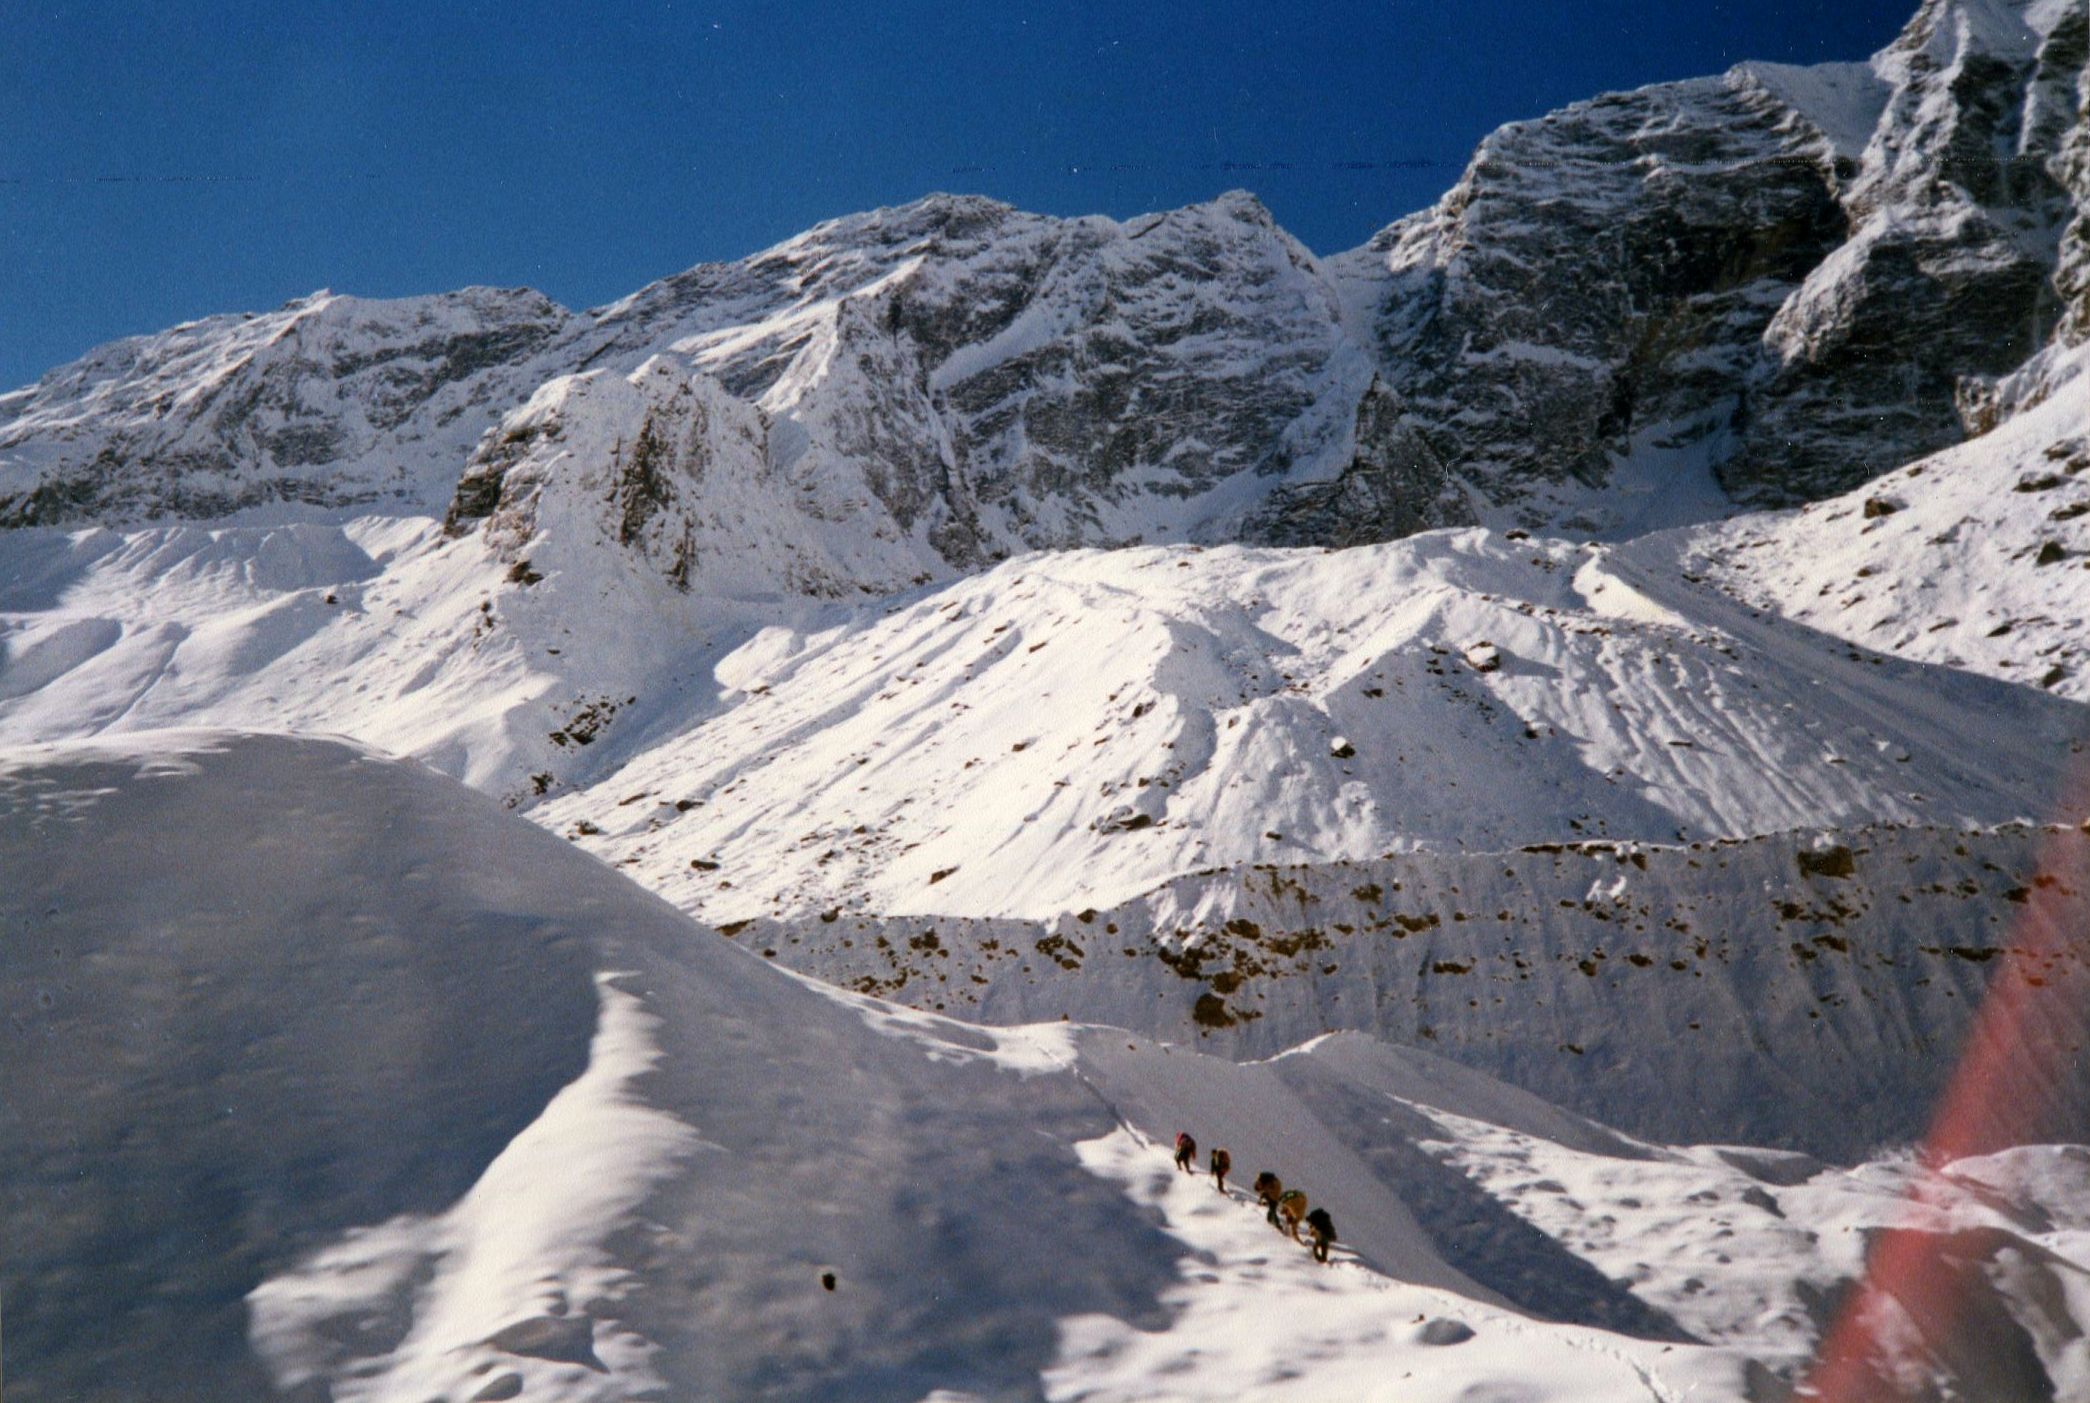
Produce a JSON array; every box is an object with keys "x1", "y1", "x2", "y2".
[{"x1": 4, "y1": 1, "x2": 1917, "y2": 392}]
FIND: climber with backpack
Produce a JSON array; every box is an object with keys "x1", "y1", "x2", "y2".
[
  {"x1": 1277, "y1": 1188, "x2": 1309, "y2": 1241},
  {"x1": 1253, "y1": 1171, "x2": 1284, "y2": 1225},
  {"x1": 1173, "y1": 1131, "x2": 1198, "y2": 1173},
  {"x1": 1209, "y1": 1146, "x2": 1232, "y2": 1193},
  {"x1": 1305, "y1": 1206, "x2": 1337, "y2": 1264}
]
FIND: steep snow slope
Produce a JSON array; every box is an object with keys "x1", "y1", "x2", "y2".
[
  {"x1": 543, "y1": 529, "x2": 2086, "y2": 923},
  {"x1": 1684, "y1": 339, "x2": 2090, "y2": 702},
  {"x1": 0, "y1": 494, "x2": 823, "y2": 798},
  {"x1": 7, "y1": 509, "x2": 2078, "y2": 861},
  {"x1": 9, "y1": 730, "x2": 2090, "y2": 1402},
  {"x1": 743, "y1": 818, "x2": 2090, "y2": 1160},
  {"x1": 0, "y1": 731, "x2": 1429, "y2": 1402}
]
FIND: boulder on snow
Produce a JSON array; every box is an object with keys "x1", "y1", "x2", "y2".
[
  {"x1": 1330, "y1": 736, "x2": 1357, "y2": 759},
  {"x1": 1862, "y1": 496, "x2": 1901, "y2": 519},
  {"x1": 1095, "y1": 806, "x2": 1157, "y2": 834},
  {"x1": 1463, "y1": 642, "x2": 1501, "y2": 673},
  {"x1": 484, "y1": 1314, "x2": 605, "y2": 1371},
  {"x1": 1416, "y1": 1317, "x2": 1476, "y2": 1346},
  {"x1": 1796, "y1": 844, "x2": 1856, "y2": 879}
]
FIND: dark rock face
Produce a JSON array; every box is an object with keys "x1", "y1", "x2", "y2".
[
  {"x1": 1737, "y1": 0, "x2": 2085, "y2": 502},
  {"x1": 1325, "y1": 69, "x2": 1858, "y2": 527},
  {"x1": 5, "y1": 0, "x2": 2086, "y2": 571},
  {"x1": 2059, "y1": 8, "x2": 2090, "y2": 344},
  {"x1": 1251, "y1": 378, "x2": 1474, "y2": 546},
  {"x1": 1328, "y1": 0, "x2": 2090, "y2": 521}
]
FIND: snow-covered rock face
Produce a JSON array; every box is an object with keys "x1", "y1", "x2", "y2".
[
  {"x1": 6, "y1": 1, "x2": 2084, "y2": 563},
  {"x1": 1748, "y1": 0, "x2": 2087, "y2": 493},
  {"x1": 1332, "y1": 0, "x2": 2090, "y2": 521},
  {"x1": 0, "y1": 288, "x2": 571, "y2": 527},
  {"x1": 580, "y1": 192, "x2": 1371, "y2": 559},
  {"x1": 1326, "y1": 69, "x2": 1859, "y2": 527},
  {"x1": 445, "y1": 355, "x2": 949, "y2": 601}
]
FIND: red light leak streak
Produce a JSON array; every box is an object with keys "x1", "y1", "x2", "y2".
[{"x1": 1800, "y1": 759, "x2": 2090, "y2": 1401}]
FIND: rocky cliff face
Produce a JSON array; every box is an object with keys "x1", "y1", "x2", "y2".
[
  {"x1": 563, "y1": 191, "x2": 1370, "y2": 563},
  {"x1": 446, "y1": 352, "x2": 955, "y2": 600},
  {"x1": 1744, "y1": 0, "x2": 2086, "y2": 498},
  {"x1": 0, "y1": 287, "x2": 571, "y2": 526},
  {"x1": 1330, "y1": 0, "x2": 2090, "y2": 522},
  {"x1": 1324, "y1": 67, "x2": 1860, "y2": 530},
  {"x1": 3, "y1": 0, "x2": 2084, "y2": 583}
]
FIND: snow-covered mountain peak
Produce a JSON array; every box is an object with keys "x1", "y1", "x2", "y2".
[
  {"x1": 7, "y1": 0, "x2": 2086, "y2": 553},
  {"x1": 1731, "y1": 60, "x2": 1891, "y2": 159},
  {"x1": 1887, "y1": 0, "x2": 2069, "y2": 72},
  {"x1": 0, "y1": 285, "x2": 575, "y2": 528}
]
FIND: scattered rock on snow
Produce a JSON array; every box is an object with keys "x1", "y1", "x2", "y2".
[{"x1": 484, "y1": 1314, "x2": 606, "y2": 1371}]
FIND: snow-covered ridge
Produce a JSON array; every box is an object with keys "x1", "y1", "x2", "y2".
[
  {"x1": 5, "y1": 0, "x2": 2085, "y2": 565},
  {"x1": 543, "y1": 528, "x2": 2084, "y2": 923},
  {"x1": 10, "y1": 730, "x2": 2090, "y2": 1402},
  {"x1": 0, "y1": 287, "x2": 572, "y2": 525}
]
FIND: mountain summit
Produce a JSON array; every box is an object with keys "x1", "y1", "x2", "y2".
[{"x1": 5, "y1": 0, "x2": 2085, "y2": 578}]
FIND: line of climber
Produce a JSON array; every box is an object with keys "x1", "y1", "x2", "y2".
[{"x1": 1172, "y1": 1130, "x2": 1337, "y2": 1264}]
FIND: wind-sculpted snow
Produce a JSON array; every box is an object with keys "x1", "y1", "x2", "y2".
[
  {"x1": 0, "y1": 733, "x2": 1218, "y2": 1401},
  {"x1": 7, "y1": 509, "x2": 2075, "y2": 862},
  {"x1": 0, "y1": 503, "x2": 822, "y2": 798},
  {"x1": 546, "y1": 530, "x2": 2084, "y2": 923},
  {"x1": 10, "y1": 730, "x2": 2090, "y2": 1402}
]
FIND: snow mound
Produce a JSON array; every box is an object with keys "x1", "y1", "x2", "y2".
[{"x1": 544, "y1": 529, "x2": 2084, "y2": 922}]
